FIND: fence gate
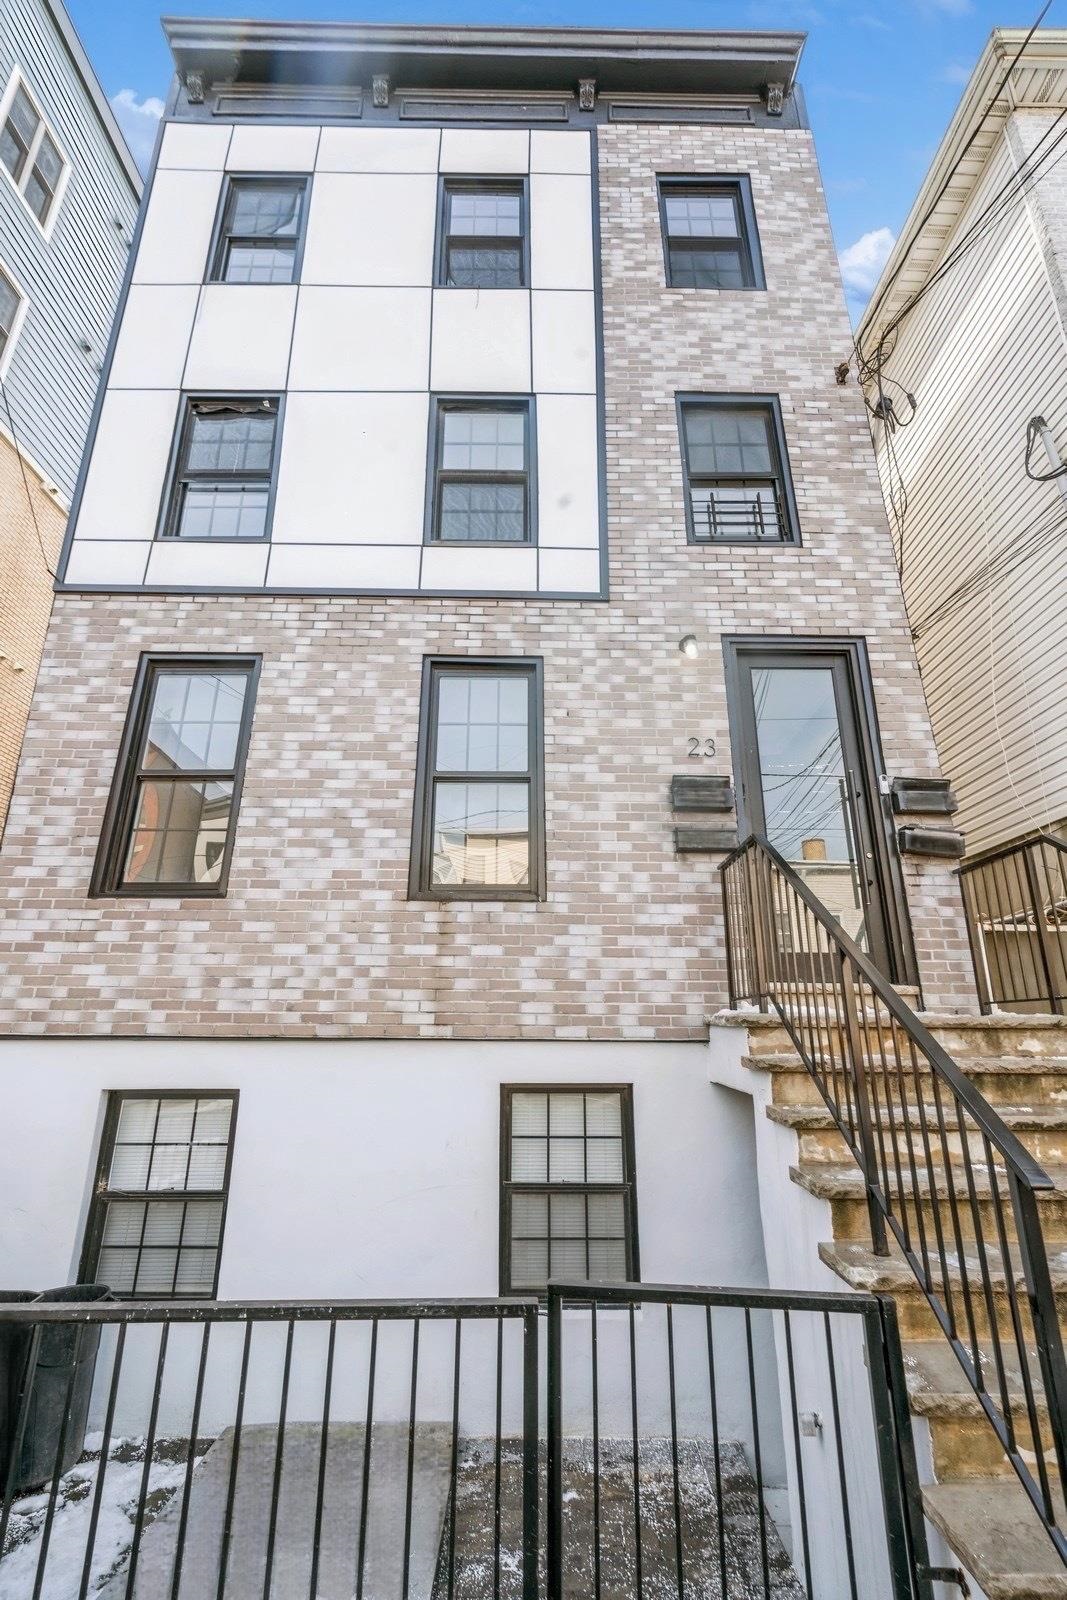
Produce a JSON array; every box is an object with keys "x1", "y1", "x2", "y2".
[{"x1": 545, "y1": 1282, "x2": 933, "y2": 1600}]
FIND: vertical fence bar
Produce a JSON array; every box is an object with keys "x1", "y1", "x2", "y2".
[
  {"x1": 262, "y1": 1319, "x2": 295, "y2": 1600},
  {"x1": 125, "y1": 1321, "x2": 169, "y2": 1600},
  {"x1": 218, "y1": 1317, "x2": 253, "y2": 1600},
  {"x1": 863, "y1": 1303, "x2": 930, "y2": 1600},
  {"x1": 354, "y1": 1318, "x2": 378, "y2": 1600},
  {"x1": 78, "y1": 1322, "x2": 126, "y2": 1600},
  {"x1": 170, "y1": 1320, "x2": 212, "y2": 1600},
  {"x1": 521, "y1": 1306, "x2": 539, "y2": 1600},
  {"x1": 0, "y1": 1323, "x2": 42, "y2": 1558},
  {"x1": 837, "y1": 948, "x2": 889, "y2": 1255},
  {"x1": 1011, "y1": 1176, "x2": 1067, "y2": 1503},
  {"x1": 308, "y1": 1319, "x2": 336, "y2": 1600},
  {"x1": 1023, "y1": 844, "x2": 1064, "y2": 1014},
  {"x1": 32, "y1": 1324, "x2": 85, "y2": 1600},
  {"x1": 546, "y1": 1288, "x2": 562, "y2": 1600}
]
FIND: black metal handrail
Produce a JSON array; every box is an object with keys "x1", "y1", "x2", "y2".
[
  {"x1": 547, "y1": 1279, "x2": 935, "y2": 1600},
  {"x1": 959, "y1": 834, "x2": 1067, "y2": 1014},
  {"x1": 0, "y1": 1295, "x2": 540, "y2": 1600},
  {"x1": 720, "y1": 833, "x2": 1067, "y2": 1562}
]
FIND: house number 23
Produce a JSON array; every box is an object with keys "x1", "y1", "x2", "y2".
[{"x1": 687, "y1": 737, "x2": 717, "y2": 758}]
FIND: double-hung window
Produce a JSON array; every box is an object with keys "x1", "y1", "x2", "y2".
[
  {"x1": 677, "y1": 396, "x2": 799, "y2": 545},
  {"x1": 81, "y1": 1092, "x2": 237, "y2": 1298},
  {"x1": 211, "y1": 175, "x2": 308, "y2": 284},
  {"x1": 659, "y1": 178, "x2": 763, "y2": 290},
  {"x1": 0, "y1": 76, "x2": 66, "y2": 228},
  {"x1": 0, "y1": 264, "x2": 23, "y2": 366},
  {"x1": 161, "y1": 397, "x2": 280, "y2": 540},
  {"x1": 437, "y1": 179, "x2": 526, "y2": 288},
  {"x1": 92, "y1": 656, "x2": 259, "y2": 897},
  {"x1": 428, "y1": 399, "x2": 534, "y2": 544},
  {"x1": 501, "y1": 1087, "x2": 638, "y2": 1294},
  {"x1": 411, "y1": 659, "x2": 545, "y2": 900}
]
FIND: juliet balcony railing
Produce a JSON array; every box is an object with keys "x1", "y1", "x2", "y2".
[
  {"x1": 689, "y1": 485, "x2": 785, "y2": 543},
  {"x1": 958, "y1": 834, "x2": 1067, "y2": 1015},
  {"x1": 720, "y1": 833, "x2": 1067, "y2": 1564}
]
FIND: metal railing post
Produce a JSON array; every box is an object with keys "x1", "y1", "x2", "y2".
[
  {"x1": 1022, "y1": 844, "x2": 1064, "y2": 1016},
  {"x1": 866, "y1": 1299, "x2": 936, "y2": 1600},
  {"x1": 1011, "y1": 1175, "x2": 1067, "y2": 1500},
  {"x1": 521, "y1": 1304, "x2": 540, "y2": 1600},
  {"x1": 546, "y1": 1285, "x2": 563, "y2": 1600},
  {"x1": 837, "y1": 948, "x2": 889, "y2": 1255}
]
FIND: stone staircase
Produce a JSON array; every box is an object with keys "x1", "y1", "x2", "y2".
[{"x1": 711, "y1": 1006, "x2": 1067, "y2": 1600}]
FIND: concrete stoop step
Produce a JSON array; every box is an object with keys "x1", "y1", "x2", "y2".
[{"x1": 712, "y1": 1008, "x2": 1067, "y2": 1598}]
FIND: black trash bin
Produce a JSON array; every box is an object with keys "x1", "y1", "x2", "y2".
[{"x1": 0, "y1": 1284, "x2": 111, "y2": 1494}]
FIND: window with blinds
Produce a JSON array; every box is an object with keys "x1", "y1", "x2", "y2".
[
  {"x1": 81, "y1": 1093, "x2": 237, "y2": 1298},
  {"x1": 500, "y1": 1086, "x2": 638, "y2": 1294}
]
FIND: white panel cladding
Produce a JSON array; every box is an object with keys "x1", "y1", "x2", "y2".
[
  {"x1": 532, "y1": 290, "x2": 597, "y2": 393},
  {"x1": 266, "y1": 543, "x2": 422, "y2": 589},
  {"x1": 439, "y1": 127, "x2": 530, "y2": 174},
  {"x1": 63, "y1": 540, "x2": 150, "y2": 585},
  {"x1": 430, "y1": 289, "x2": 531, "y2": 391},
  {"x1": 226, "y1": 124, "x2": 319, "y2": 172},
  {"x1": 288, "y1": 287, "x2": 431, "y2": 390},
  {"x1": 316, "y1": 126, "x2": 440, "y2": 173},
  {"x1": 144, "y1": 541, "x2": 271, "y2": 589},
  {"x1": 536, "y1": 395, "x2": 600, "y2": 547},
  {"x1": 131, "y1": 168, "x2": 221, "y2": 285},
  {"x1": 302, "y1": 173, "x2": 438, "y2": 285},
  {"x1": 537, "y1": 548, "x2": 602, "y2": 593},
  {"x1": 272, "y1": 393, "x2": 429, "y2": 544},
  {"x1": 183, "y1": 285, "x2": 297, "y2": 390},
  {"x1": 64, "y1": 123, "x2": 603, "y2": 598},
  {"x1": 156, "y1": 121, "x2": 231, "y2": 170},
  {"x1": 421, "y1": 544, "x2": 538, "y2": 592},
  {"x1": 530, "y1": 174, "x2": 594, "y2": 290},
  {"x1": 530, "y1": 130, "x2": 591, "y2": 175},
  {"x1": 107, "y1": 285, "x2": 198, "y2": 389},
  {"x1": 74, "y1": 390, "x2": 179, "y2": 540},
  {"x1": 0, "y1": 1040, "x2": 765, "y2": 1307}
]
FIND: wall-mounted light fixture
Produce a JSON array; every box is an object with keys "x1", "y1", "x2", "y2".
[{"x1": 678, "y1": 634, "x2": 699, "y2": 659}]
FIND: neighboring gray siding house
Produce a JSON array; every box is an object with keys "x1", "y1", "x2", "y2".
[{"x1": 0, "y1": 0, "x2": 141, "y2": 824}]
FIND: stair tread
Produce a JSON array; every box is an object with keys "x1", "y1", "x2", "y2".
[
  {"x1": 768, "y1": 1102, "x2": 1067, "y2": 1131},
  {"x1": 819, "y1": 1239, "x2": 1067, "y2": 1292},
  {"x1": 903, "y1": 1340, "x2": 1049, "y2": 1415},
  {"x1": 742, "y1": 1052, "x2": 1067, "y2": 1075},
  {"x1": 712, "y1": 1008, "x2": 1067, "y2": 1033},
  {"x1": 922, "y1": 1480, "x2": 1067, "y2": 1598},
  {"x1": 793, "y1": 1160, "x2": 1067, "y2": 1202}
]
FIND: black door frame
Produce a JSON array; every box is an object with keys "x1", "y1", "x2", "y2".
[{"x1": 723, "y1": 635, "x2": 919, "y2": 991}]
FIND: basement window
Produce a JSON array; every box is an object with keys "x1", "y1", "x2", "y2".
[
  {"x1": 501, "y1": 1086, "x2": 638, "y2": 1295},
  {"x1": 81, "y1": 1092, "x2": 237, "y2": 1297}
]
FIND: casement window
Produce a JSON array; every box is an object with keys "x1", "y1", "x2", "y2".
[
  {"x1": 81, "y1": 1093, "x2": 237, "y2": 1298},
  {"x1": 501, "y1": 1087, "x2": 638, "y2": 1295},
  {"x1": 410, "y1": 658, "x2": 545, "y2": 901},
  {"x1": 677, "y1": 395, "x2": 799, "y2": 545},
  {"x1": 92, "y1": 656, "x2": 259, "y2": 897},
  {"x1": 161, "y1": 397, "x2": 280, "y2": 540},
  {"x1": 0, "y1": 75, "x2": 66, "y2": 228},
  {"x1": 659, "y1": 177, "x2": 763, "y2": 290},
  {"x1": 436, "y1": 179, "x2": 527, "y2": 288},
  {"x1": 210, "y1": 175, "x2": 309, "y2": 284},
  {"x1": 428, "y1": 398, "x2": 535, "y2": 545},
  {"x1": 0, "y1": 264, "x2": 23, "y2": 366}
]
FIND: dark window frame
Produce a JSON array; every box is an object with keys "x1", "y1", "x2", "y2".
[
  {"x1": 424, "y1": 394, "x2": 537, "y2": 547},
  {"x1": 156, "y1": 393, "x2": 284, "y2": 543},
  {"x1": 676, "y1": 393, "x2": 801, "y2": 548},
  {"x1": 79, "y1": 1089, "x2": 239, "y2": 1299},
  {"x1": 434, "y1": 175, "x2": 530, "y2": 290},
  {"x1": 206, "y1": 172, "x2": 311, "y2": 286},
  {"x1": 498, "y1": 1083, "x2": 639, "y2": 1298},
  {"x1": 657, "y1": 175, "x2": 765, "y2": 291},
  {"x1": 90, "y1": 653, "x2": 261, "y2": 900},
  {"x1": 409, "y1": 656, "x2": 546, "y2": 903}
]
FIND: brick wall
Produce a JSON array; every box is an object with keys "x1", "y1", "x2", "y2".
[
  {"x1": 0, "y1": 432, "x2": 66, "y2": 833},
  {"x1": 0, "y1": 122, "x2": 978, "y2": 1037}
]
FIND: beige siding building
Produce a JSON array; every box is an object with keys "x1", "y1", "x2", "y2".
[{"x1": 858, "y1": 29, "x2": 1067, "y2": 860}]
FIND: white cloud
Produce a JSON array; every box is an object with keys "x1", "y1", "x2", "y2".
[
  {"x1": 941, "y1": 61, "x2": 972, "y2": 84},
  {"x1": 110, "y1": 89, "x2": 165, "y2": 173},
  {"x1": 838, "y1": 226, "x2": 896, "y2": 296}
]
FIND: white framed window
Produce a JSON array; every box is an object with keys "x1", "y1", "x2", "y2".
[
  {"x1": 0, "y1": 68, "x2": 70, "y2": 235},
  {"x1": 0, "y1": 258, "x2": 26, "y2": 376}
]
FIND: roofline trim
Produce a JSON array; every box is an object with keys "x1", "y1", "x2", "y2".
[{"x1": 44, "y1": 0, "x2": 143, "y2": 195}]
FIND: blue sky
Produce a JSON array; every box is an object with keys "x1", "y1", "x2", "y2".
[{"x1": 69, "y1": 0, "x2": 1054, "y2": 315}]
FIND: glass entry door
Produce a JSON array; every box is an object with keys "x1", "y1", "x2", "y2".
[{"x1": 733, "y1": 650, "x2": 892, "y2": 973}]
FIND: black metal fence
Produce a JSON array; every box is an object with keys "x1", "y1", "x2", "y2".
[
  {"x1": 958, "y1": 834, "x2": 1067, "y2": 1014},
  {"x1": 0, "y1": 1296, "x2": 539, "y2": 1600},
  {"x1": 546, "y1": 1281, "x2": 933, "y2": 1600},
  {"x1": 720, "y1": 833, "x2": 1067, "y2": 1566}
]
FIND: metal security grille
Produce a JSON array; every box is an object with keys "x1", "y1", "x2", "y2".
[
  {"x1": 661, "y1": 183, "x2": 753, "y2": 289},
  {"x1": 440, "y1": 181, "x2": 525, "y2": 288},
  {"x1": 502, "y1": 1088, "x2": 637, "y2": 1293},
  {"x1": 82, "y1": 1093, "x2": 237, "y2": 1297},
  {"x1": 213, "y1": 177, "x2": 307, "y2": 284},
  {"x1": 165, "y1": 398, "x2": 279, "y2": 540}
]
